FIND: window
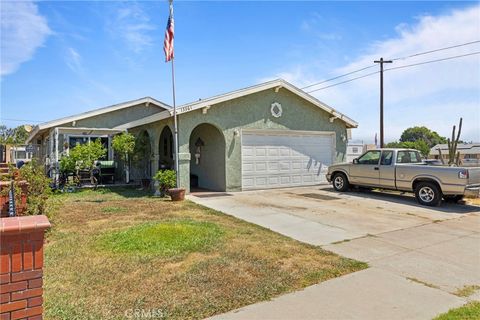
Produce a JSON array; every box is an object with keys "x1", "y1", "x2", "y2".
[
  {"x1": 397, "y1": 151, "x2": 422, "y2": 163},
  {"x1": 352, "y1": 147, "x2": 359, "y2": 153},
  {"x1": 381, "y1": 151, "x2": 393, "y2": 165},
  {"x1": 357, "y1": 150, "x2": 381, "y2": 165}
]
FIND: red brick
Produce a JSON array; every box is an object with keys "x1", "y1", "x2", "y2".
[
  {"x1": 0, "y1": 312, "x2": 11, "y2": 320},
  {"x1": 27, "y1": 278, "x2": 42, "y2": 289},
  {"x1": 22, "y1": 244, "x2": 33, "y2": 271},
  {"x1": 1, "y1": 281, "x2": 27, "y2": 293},
  {"x1": 0, "y1": 253, "x2": 9, "y2": 274},
  {"x1": 10, "y1": 244, "x2": 22, "y2": 273},
  {"x1": 32, "y1": 243, "x2": 43, "y2": 270},
  {"x1": 0, "y1": 300, "x2": 26, "y2": 312},
  {"x1": 0, "y1": 274, "x2": 9, "y2": 284},
  {"x1": 11, "y1": 288, "x2": 42, "y2": 301},
  {"x1": 11, "y1": 270, "x2": 42, "y2": 283},
  {"x1": 0, "y1": 293, "x2": 9, "y2": 304},
  {"x1": 27, "y1": 296, "x2": 42, "y2": 308},
  {"x1": 28, "y1": 316, "x2": 42, "y2": 320},
  {"x1": 11, "y1": 306, "x2": 42, "y2": 319}
]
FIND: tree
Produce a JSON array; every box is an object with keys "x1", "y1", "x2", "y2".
[
  {"x1": 111, "y1": 132, "x2": 136, "y2": 183},
  {"x1": 0, "y1": 125, "x2": 30, "y2": 145},
  {"x1": 400, "y1": 126, "x2": 446, "y2": 148}
]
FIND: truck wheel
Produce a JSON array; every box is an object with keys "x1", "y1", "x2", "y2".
[
  {"x1": 443, "y1": 195, "x2": 464, "y2": 203},
  {"x1": 332, "y1": 173, "x2": 349, "y2": 192},
  {"x1": 415, "y1": 182, "x2": 442, "y2": 206}
]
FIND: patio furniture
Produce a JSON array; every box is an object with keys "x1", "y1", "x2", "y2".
[{"x1": 96, "y1": 161, "x2": 115, "y2": 184}]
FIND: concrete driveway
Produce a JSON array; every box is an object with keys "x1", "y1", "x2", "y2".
[{"x1": 189, "y1": 186, "x2": 480, "y2": 320}]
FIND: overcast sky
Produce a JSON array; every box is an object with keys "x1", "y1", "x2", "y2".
[{"x1": 1, "y1": 1, "x2": 479, "y2": 143}]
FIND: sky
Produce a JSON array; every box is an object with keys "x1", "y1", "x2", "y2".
[{"x1": 1, "y1": 0, "x2": 479, "y2": 143}]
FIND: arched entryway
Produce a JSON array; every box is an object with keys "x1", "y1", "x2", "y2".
[
  {"x1": 133, "y1": 130, "x2": 152, "y2": 179},
  {"x1": 158, "y1": 126, "x2": 174, "y2": 170},
  {"x1": 189, "y1": 123, "x2": 226, "y2": 191}
]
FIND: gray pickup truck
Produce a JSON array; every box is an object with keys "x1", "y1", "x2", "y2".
[{"x1": 326, "y1": 148, "x2": 480, "y2": 206}]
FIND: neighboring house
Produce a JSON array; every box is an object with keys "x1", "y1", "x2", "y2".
[
  {"x1": 9, "y1": 145, "x2": 33, "y2": 164},
  {"x1": 27, "y1": 79, "x2": 357, "y2": 192},
  {"x1": 346, "y1": 142, "x2": 365, "y2": 163},
  {"x1": 429, "y1": 143, "x2": 480, "y2": 166}
]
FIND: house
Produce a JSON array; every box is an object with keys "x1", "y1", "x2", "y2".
[
  {"x1": 346, "y1": 142, "x2": 366, "y2": 163},
  {"x1": 26, "y1": 79, "x2": 357, "y2": 192},
  {"x1": 429, "y1": 143, "x2": 480, "y2": 166}
]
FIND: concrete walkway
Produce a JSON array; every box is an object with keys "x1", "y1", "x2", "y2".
[{"x1": 188, "y1": 186, "x2": 480, "y2": 320}]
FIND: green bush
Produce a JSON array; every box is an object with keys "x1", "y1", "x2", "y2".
[
  {"x1": 153, "y1": 169, "x2": 176, "y2": 196},
  {"x1": 19, "y1": 160, "x2": 52, "y2": 215},
  {"x1": 60, "y1": 140, "x2": 107, "y2": 172}
]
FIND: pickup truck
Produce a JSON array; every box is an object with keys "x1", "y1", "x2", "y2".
[{"x1": 326, "y1": 148, "x2": 480, "y2": 206}]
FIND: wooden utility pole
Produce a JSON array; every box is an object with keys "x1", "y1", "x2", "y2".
[{"x1": 374, "y1": 58, "x2": 392, "y2": 148}]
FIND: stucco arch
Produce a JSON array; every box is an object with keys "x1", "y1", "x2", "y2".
[{"x1": 189, "y1": 123, "x2": 226, "y2": 191}]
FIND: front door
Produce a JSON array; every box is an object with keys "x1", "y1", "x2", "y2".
[{"x1": 349, "y1": 150, "x2": 381, "y2": 186}]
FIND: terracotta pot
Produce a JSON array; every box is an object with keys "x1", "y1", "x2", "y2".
[{"x1": 168, "y1": 188, "x2": 186, "y2": 201}]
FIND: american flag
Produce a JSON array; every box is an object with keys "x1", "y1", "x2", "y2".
[{"x1": 164, "y1": 2, "x2": 174, "y2": 62}]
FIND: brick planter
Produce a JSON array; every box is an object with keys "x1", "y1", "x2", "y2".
[{"x1": 0, "y1": 215, "x2": 50, "y2": 319}]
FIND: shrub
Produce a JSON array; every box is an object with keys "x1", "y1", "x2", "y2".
[
  {"x1": 19, "y1": 160, "x2": 52, "y2": 215},
  {"x1": 111, "y1": 132, "x2": 135, "y2": 161},
  {"x1": 153, "y1": 169, "x2": 176, "y2": 196}
]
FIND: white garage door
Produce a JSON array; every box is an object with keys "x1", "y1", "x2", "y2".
[{"x1": 241, "y1": 130, "x2": 334, "y2": 190}]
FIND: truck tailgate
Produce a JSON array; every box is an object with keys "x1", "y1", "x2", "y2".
[{"x1": 468, "y1": 167, "x2": 480, "y2": 185}]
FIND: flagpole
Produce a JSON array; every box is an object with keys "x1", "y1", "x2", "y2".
[{"x1": 171, "y1": 57, "x2": 180, "y2": 188}]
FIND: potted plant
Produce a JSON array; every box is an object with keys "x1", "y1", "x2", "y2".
[{"x1": 153, "y1": 169, "x2": 185, "y2": 201}]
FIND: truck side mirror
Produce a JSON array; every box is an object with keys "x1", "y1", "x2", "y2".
[{"x1": 353, "y1": 159, "x2": 359, "y2": 164}]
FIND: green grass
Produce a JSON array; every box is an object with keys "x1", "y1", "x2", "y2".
[
  {"x1": 44, "y1": 188, "x2": 367, "y2": 320},
  {"x1": 97, "y1": 220, "x2": 223, "y2": 257},
  {"x1": 433, "y1": 302, "x2": 480, "y2": 320},
  {"x1": 101, "y1": 206, "x2": 127, "y2": 213}
]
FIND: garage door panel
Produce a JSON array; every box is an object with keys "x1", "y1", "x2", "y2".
[{"x1": 242, "y1": 130, "x2": 333, "y2": 190}]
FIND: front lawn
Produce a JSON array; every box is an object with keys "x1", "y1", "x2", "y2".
[
  {"x1": 44, "y1": 188, "x2": 366, "y2": 319},
  {"x1": 433, "y1": 302, "x2": 480, "y2": 320}
]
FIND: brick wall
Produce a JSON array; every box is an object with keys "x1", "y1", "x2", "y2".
[{"x1": 0, "y1": 215, "x2": 50, "y2": 320}]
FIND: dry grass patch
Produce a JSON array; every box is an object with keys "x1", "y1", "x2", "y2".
[{"x1": 44, "y1": 188, "x2": 367, "y2": 319}]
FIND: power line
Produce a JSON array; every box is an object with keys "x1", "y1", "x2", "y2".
[
  {"x1": 385, "y1": 51, "x2": 480, "y2": 72},
  {"x1": 0, "y1": 118, "x2": 43, "y2": 123},
  {"x1": 390, "y1": 40, "x2": 480, "y2": 61},
  {"x1": 301, "y1": 65, "x2": 376, "y2": 90},
  {"x1": 301, "y1": 40, "x2": 480, "y2": 90},
  {"x1": 306, "y1": 71, "x2": 379, "y2": 93},
  {"x1": 306, "y1": 51, "x2": 480, "y2": 93}
]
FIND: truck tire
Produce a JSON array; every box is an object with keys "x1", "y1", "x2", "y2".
[
  {"x1": 332, "y1": 173, "x2": 350, "y2": 192},
  {"x1": 443, "y1": 195, "x2": 464, "y2": 203},
  {"x1": 415, "y1": 182, "x2": 442, "y2": 206}
]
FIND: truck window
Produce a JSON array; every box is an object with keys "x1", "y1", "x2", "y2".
[
  {"x1": 397, "y1": 151, "x2": 422, "y2": 163},
  {"x1": 357, "y1": 150, "x2": 381, "y2": 165},
  {"x1": 381, "y1": 151, "x2": 393, "y2": 165}
]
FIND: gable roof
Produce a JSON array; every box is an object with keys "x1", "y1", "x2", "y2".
[
  {"x1": 115, "y1": 79, "x2": 358, "y2": 130},
  {"x1": 26, "y1": 97, "x2": 171, "y2": 143}
]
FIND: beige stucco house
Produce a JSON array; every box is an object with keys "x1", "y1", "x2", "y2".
[{"x1": 27, "y1": 79, "x2": 357, "y2": 192}]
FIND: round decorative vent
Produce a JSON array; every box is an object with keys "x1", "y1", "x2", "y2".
[{"x1": 271, "y1": 102, "x2": 282, "y2": 118}]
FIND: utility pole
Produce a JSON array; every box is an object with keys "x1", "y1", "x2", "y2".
[{"x1": 374, "y1": 57, "x2": 392, "y2": 148}]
